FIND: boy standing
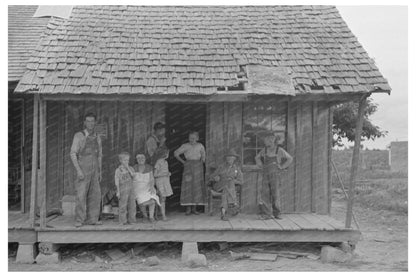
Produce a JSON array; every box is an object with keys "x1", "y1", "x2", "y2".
[{"x1": 115, "y1": 152, "x2": 136, "y2": 225}]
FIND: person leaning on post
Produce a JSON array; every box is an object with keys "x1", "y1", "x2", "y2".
[
  {"x1": 70, "y1": 112, "x2": 103, "y2": 227},
  {"x1": 255, "y1": 131, "x2": 293, "y2": 220}
]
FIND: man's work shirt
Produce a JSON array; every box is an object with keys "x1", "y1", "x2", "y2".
[
  {"x1": 70, "y1": 129, "x2": 102, "y2": 161},
  {"x1": 146, "y1": 134, "x2": 167, "y2": 165}
]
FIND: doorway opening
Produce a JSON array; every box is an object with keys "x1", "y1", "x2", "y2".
[{"x1": 165, "y1": 103, "x2": 207, "y2": 211}]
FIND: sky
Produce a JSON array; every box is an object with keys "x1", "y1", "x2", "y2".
[{"x1": 337, "y1": 6, "x2": 408, "y2": 150}]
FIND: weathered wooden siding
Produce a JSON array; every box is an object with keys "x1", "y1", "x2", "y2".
[
  {"x1": 206, "y1": 99, "x2": 331, "y2": 214},
  {"x1": 45, "y1": 101, "x2": 165, "y2": 212},
  {"x1": 24, "y1": 98, "x2": 331, "y2": 215}
]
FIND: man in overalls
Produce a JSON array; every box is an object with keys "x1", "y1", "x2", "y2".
[
  {"x1": 255, "y1": 132, "x2": 293, "y2": 219},
  {"x1": 70, "y1": 113, "x2": 102, "y2": 227},
  {"x1": 146, "y1": 122, "x2": 168, "y2": 166}
]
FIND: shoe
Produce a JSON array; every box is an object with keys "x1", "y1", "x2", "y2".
[
  {"x1": 162, "y1": 216, "x2": 168, "y2": 221},
  {"x1": 185, "y1": 208, "x2": 192, "y2": 215},
  {"x1": 74, "y1": 222, "x2": 83, "y2": 227},
  {"x1": 92, "y1": 221, "x2": 103, "y2": 225},
  {"x1": 149, "y1": 218, "x2": 155, "y2": 223},
  {"x1": 221, "y1": 212, "x2": 229, "y2": 221},
  {"x1": 272, "y1": 206, "x2": 281, "y2": 219},
  {"x1": 192, "y1": 210, "x2": 200, "y2": 215}
]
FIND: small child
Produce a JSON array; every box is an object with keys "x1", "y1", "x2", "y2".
[
  {"x1": 114, "y1": 152, "x2": 136, "y2": 225},
  {"x1": 209, "y1": 149, "x2": 243, "y2": 221},
  {"x1": 133, "y1": 153, "x2": 160, "y2": 223},
  {"x1": 153, "y1": 149, "x2": 173, "y2": 221}
]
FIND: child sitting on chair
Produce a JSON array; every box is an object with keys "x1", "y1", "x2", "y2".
[
  {"x1": 153, "y1": 149, "x2": 173, "y2": 221},
  {"x1": 209, "y1": 149, "x2": 243, "y2": 221},
  {"x1": 132, "y1": 153, "x2": 160, "y2": 223},
  {"x1": 114, "y1": 152, "x2": 136, "y2": 225}
]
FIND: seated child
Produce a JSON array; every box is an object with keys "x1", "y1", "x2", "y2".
[
  {"x1": 114, "y1": 152, "x2": 136, "y2": 225},
  {"x1": 209, "y1": 149, "x2": 243, "y2": 221},
  {"x1": 153, "y1": 149, "x2": 173, "y2": 221},
  {"x1": 133, "y1": 153, "x2": 160, "y2": 223}
]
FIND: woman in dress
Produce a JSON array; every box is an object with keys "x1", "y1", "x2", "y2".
[
  {"x1": 174, "y1": 131, "x2": 207, "y2": 215},
  {"x1": 132, "y1": 153, "x2": 160, "y2": 223}
]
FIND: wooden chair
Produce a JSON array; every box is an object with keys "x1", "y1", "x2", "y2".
[{"x1": 207, "y1": 180, "x2": 242, "y2": 216}]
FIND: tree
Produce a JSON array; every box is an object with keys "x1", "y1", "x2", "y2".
[{"x1": 332, "y1": 98, "x2": 387, "y2": 147}]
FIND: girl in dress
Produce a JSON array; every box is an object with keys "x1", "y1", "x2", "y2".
[
  {"x1": 174, "y1": 131, "x2": 207, "y2": 215},
  {"x1": 153, "y1": 149, "x2": 173, "y2": 221},
  {"x1": 132, "y1": 153, "x2": 160, "y2": 223}
]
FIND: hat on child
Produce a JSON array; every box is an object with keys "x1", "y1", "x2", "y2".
[{"x1": 225, "y1": 149, "x2": 240, "y2": 160}]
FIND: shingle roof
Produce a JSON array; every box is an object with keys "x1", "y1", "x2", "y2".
[
  {"x1": 14, "y1": 5, "x2": 391, "y2": 95},
  {"x1": 8, "y1": 5, "x2": 50, "y2": 82}
]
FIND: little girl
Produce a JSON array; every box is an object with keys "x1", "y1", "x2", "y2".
[
  {"x1": 153, "y1": 149, "x2": 173, "y2": 221},
  {"x1": 132, "y1": 153, "x2": 160, "y2": 223}
]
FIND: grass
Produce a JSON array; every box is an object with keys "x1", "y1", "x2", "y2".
[
  {"x1": 354, "y1": 178, "x2": 408, "y2": 214},
  {"x1": 331, "y1": 150, "x2": 408, "y2": 214}
]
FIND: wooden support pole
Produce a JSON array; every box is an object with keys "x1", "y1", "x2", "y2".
[
  {"x1": 331, "y1": 160, "x2": 360, "y2": 230},
  {"x1": 311, "y1": 102, "x2": 318, "y2": 213},
  {"x1": 345, "y1": 95, "x2": 367, "y2": 228},
  {"x1": 29, "y1": 95, "x2": 39, "y2": 227},
  {"x1": 39, "y1": 98, "x2": 47, "y2": 228},
  {"x1": 20, "y1": 99, "x2": 26, "y2": 213},
  {"x1": 327, "y1": 106, "x2": 333, "y2": 214}
]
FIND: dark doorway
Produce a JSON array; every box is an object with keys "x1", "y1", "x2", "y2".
[{"x1": 165, "y1": 103, "x2": 207, "y2": 211}]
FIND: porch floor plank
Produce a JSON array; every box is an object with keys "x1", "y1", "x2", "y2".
[
  {"x1": 307, "y1": 213, "x2": 337, "y2": 231},
  {"x1": 274, "y1": 216, "x2": 301, "y2": 231},
  {"x1": 318, "y1": 215, "x2": 346, "y2": 230},
  {"x1": 285, "y1": 214, "x2": 317, "y2": 230},
  {"x1": 297, "y1": 213, "x2": 332, "y2": 231}
]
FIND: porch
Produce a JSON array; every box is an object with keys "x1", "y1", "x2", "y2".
[{"x1": 9, "y1": 211, "x2": 360, "y2": 245}]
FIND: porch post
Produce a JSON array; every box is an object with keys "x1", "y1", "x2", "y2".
[
  {"x1": 29, "y1": 95, "x2": 39, "y2": 227},
  {"x1": 345, "y1": 95, "x2": 368, "y2": 228},
  {"x1": 39, "y1": 97, "x2": 47, "y2": 228}
]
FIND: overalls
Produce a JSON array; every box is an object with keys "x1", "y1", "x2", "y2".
[
  {"x1": 261, "y1": 147, "x2": 282, "y2": 215},
  {"x1": 117, "y1": 167, "x2": 136, "y2": 224},
  {"x1": 75, "y1": 133, "x2": 101, "y2": 224}
]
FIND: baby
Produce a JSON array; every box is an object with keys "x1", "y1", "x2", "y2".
[
  {"x1": 114, "y1": 152, "x2": 136, "y2": 225},
  {"x1": 153, "y1": 149, "x2": 173, "y2": 221}
]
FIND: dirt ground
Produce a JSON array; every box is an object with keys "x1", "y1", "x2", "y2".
[{"x1": 8, "y1": 191, "x2": 408, "y2": 271}]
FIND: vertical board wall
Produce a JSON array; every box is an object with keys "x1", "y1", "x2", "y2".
[
  {"x1": 45, "y1": 100, "x2": 165, "y2": 211},
  {"x1": 206, "y1": 100, "x2": 331, "y2": 214}
]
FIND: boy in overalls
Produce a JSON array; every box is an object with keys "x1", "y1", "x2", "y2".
[
  {"x1": 114, "y1": 152, "x2": 136, "y2": 225},
  {"x1": 70, "y1": 113, "x2": 102, "y2": 227},
  {"x1": 255, "y1": 132, "x2": 293, "y2": 219}
]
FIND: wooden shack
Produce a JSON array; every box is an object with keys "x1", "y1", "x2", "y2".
[{"x1": 9, "y1": 5, "x2": 391, "y2": 259}]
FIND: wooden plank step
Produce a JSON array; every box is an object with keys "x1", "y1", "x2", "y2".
[
  {"x1": 307, "y1": 214, "x2": 337, "y2": 231},
  {"x1": 317, "y1": 215, "x2": 346, "y2": 230},
  {"x1": 285, "y1": 214, "x2": 316, "y2": 230},
  {"x1": 297, "y1": 214, "x2": 334, "y2": 231},
  {"x1": 275, "y1": 215, "x2": 301, "y2": 231},
  {"x1": 261, "y1": 217, "x2": 283, "y2": 230},
  {"x1": 228, "y1": 216, "x2": 251, "y2": 230}
]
